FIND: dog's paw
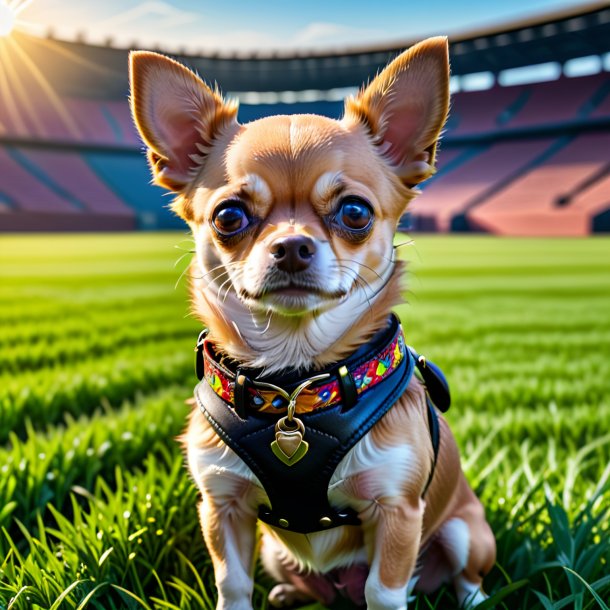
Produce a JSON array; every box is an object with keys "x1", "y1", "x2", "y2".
[
  {"x1": 455, "y1": 575, "x2": 488, "y2": 608},
  {"x1": 268, "y1": 584, "x2": 314, "y2": 608}
]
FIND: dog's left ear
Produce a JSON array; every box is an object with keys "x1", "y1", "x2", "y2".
[{"x1": 343, "y1": 37, "x2": 450, "y2": 186}]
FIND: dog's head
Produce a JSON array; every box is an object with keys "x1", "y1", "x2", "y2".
[{"x1": 129, "y1": 38, "x2": 449, "y2": 370}]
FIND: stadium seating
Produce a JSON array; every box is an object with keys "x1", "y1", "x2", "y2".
[
  {"x1": 447, "y1": 73, "x2": 610, "y2": 136},
  {"x1": 103, "y1": 101, "x2": 143, "y2": 145},
  {"x1": 502, "y1": 74, "x2": 608, "y2": 128},
  {"x1": 17, "y1": 149, "x2": 135, "y2": 216},
  {"x1": 411, "y1": 140, "x2": 555, "y2": 231},
  {"x1": 448, "y1": 85, "x2": 526, "y2": 134},
  {"x1": 466, "y1": 133, "x2": 610, "y2": 235},
  {"x1": 589, "y1": 87, "x2": 610, "y2": 119},
  {"x1": 413, "y1": 73, "x2": 610, "y2": 234},
  {"x1": 0, "y1": 148, "x2": 79, "y2": 213},
  {"x1": 0, "y1": 30, "x2": 609, "y2": 233}
]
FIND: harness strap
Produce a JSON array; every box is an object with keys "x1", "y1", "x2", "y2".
[
  {"x1": 423, "y1": 398, "x2": 440, "y2": 497},
  {"x1": 409, "y1": 346, "x2": 447, "y2": 497},
  {"x1": 410, "y1": 346, "x2": 451, "y2": 413}
]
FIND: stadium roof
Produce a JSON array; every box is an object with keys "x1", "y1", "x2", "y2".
[{"x1": 15, "y1": 1, "x2": 610, "y2": 97}]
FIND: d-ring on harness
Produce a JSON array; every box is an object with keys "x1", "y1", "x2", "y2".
[{"x1": 194, "y1": 314, "x2": 450, "y2": 534}]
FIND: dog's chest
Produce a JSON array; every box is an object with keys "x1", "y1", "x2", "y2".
[
  {"x1": 187, "y1": 430, "x2": 419, "y2": 570},
  {"x1": 189, "y1": 430, "x2": 416, "y2": 497}
]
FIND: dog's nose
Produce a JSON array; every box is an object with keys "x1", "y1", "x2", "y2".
[{"x1": 270, "y1": 235, "x2": 316, "y2": 273}]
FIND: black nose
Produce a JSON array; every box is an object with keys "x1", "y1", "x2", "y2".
[{"x1": 270, "y1": 235, "x2": 316, "y2": 273}]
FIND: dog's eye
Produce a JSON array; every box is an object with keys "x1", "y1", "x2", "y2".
[
  {"x1": 212, "y1": 203, "x2": 249, "y2": 236},
  {"x1": 337, "y1": 198, "x2": 374, "y2": 232}
]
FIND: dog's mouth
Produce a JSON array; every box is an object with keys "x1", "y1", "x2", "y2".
[
  {"x1": 242, "y1": 281, "x2": 347, "y2": 301},
  {"x1": 239, "y1": 280, "x2": 348, "y2": 314}
]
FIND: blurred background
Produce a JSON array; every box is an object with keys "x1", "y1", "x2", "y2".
[{"x1": 1, "y1": 0, "x2": 610, "y2": 235}]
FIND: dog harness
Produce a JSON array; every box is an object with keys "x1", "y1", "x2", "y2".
[{"x1": 193, "y1": 314, "x2": 450, "y2": 534}]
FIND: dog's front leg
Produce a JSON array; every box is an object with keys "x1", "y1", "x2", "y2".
[
  {"x1": 199, "y1": 492, "x2": 257, "y2": 610},
  {"x1": 362, "y1": 497, "x2": 424, "y2": 610}
]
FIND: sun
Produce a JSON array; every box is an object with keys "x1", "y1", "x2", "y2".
[
  {"x1": 0, "y1": 2, "x2": 16, "y2": 37},
  {"x1": 0, "y1": 0, "x2": 33, "y2": 38}
]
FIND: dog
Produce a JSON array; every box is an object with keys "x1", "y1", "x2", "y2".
[{"x1": 129, "y1": 37, "x2": 496, "y2": 610}]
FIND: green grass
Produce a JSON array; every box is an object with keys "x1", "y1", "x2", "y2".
[{"x1": 0, "y1": 233, "x2": 609, "y2": 610}]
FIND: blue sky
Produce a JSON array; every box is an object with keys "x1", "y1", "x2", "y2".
[{"x1": 16, "y1": 0, "x2": 579, "y2": 52}]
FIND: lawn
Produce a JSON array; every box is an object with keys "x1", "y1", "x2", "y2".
[{"x1": 0, "y1": 233, "x2": 608, "y2": 610}]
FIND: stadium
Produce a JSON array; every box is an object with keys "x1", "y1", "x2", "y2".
[
  {"x1": 1, "y1": 2, "x2": 610, "y2": 234},
  {"x1": 1, "y1": 2, "x2": 610, "y2": 609}
]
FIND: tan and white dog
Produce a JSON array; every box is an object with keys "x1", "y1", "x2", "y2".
[{"x1": 129, "y1": 37, "x2": 496, "y2": 610}]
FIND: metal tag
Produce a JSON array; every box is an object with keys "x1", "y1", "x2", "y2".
[{"x1": 270, "y1": 416, "x2": 308, "y2": 466}]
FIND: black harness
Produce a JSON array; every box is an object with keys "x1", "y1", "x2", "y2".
[{"x1": 194, "y1": 315, "x2": 450, "y2": 534}]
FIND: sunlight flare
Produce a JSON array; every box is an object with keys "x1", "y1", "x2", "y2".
[
  {"x1": 1, "y1": 0, "x2": 37, "y2": 37},
  {"x1": 0, "y1": 1, "x2": 16, "y2": 37},
  {"x1": 6, "y1": 35, "x2": 82, "y2": 139}
]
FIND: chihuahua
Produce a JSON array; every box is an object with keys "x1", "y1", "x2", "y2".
[{"x1": 129, "y1": 37, "x2": 496, "y2": 610}]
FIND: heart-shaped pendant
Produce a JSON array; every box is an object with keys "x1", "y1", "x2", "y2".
[
  {"x1": 275, "y1": 429, "x2": 302, "y2": 458},
  {"x1": 270, "y1": 416, "x2": 309, "y2": 466}
]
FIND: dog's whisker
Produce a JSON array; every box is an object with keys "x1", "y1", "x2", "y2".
[
  {"x1": 217, "y1": 267, "x2": 246, "y2": 304},
  {"x1": 331, "y1": 263, "x2": 375, "y2": 296},
  {"x1": 258, "y1": 311, "x2": 274, "y2": 335},
  {"x1": 173, "y1": 238, "x2": 196, "y2": 253},
  {"x1": 200, "y1": 260, "x2": 244, "y2": 281},
  {"x1": 338, "y1": 257, "x2": 386, "y2": 283},
  {"x1": 205, "y1": 269, "x2": 230, "y2": 289},
  {"x1": 199, "y1": 261, "x2": 247, "y2": 293},
  {"x1": 334, "y1": 262, "x2": 391, "y2": 317},
  {"x1": 216, "y1": 275, "x2": 235, "y2": 303},
  {"x1": 222, "y1": 278, "x2": 238, "y2": 304},
  {"x1": 327, "y1": 264, "x2": 375, "y2": 318},
  {"x1": 223, "y1": 268, "x2": 247, "y2": 304},
  {"x1": 174, "y1": 259, "x2": 196, "y2": 290},
  {"x1": 174, "y1": 250, "x2": 195, "y2": 268}
]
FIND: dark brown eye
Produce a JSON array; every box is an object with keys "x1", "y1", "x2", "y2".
[
  {"x1": 337, "y1": 198, "x2": 374, "y2": 232},
  {"x1": 212, "y1": 203, "x2": 249, "y2": 236}
]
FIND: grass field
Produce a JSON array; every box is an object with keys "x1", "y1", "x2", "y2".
[{"x1": 0, "y1": 233, "x2": 609, "y2": 610}]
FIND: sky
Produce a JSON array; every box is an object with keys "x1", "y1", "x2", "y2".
[{"x1": 12, "y1": 0, "x2": 583, "y2": 53}]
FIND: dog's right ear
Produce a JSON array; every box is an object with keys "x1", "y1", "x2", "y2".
[{"x1": 129, "y1": 51, "x2": 238, "y2": 192}]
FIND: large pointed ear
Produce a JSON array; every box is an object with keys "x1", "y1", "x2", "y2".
[
  {"x1": 129, "y1": 51, "x2": 239, "y2": 191},
  {"x1": 343, "y1": 37, "x2": 450, "y2": 187}
]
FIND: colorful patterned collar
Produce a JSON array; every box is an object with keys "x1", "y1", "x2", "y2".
[{"x1": 195, "y1": 314, "x2": 407, "y2": 418}]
